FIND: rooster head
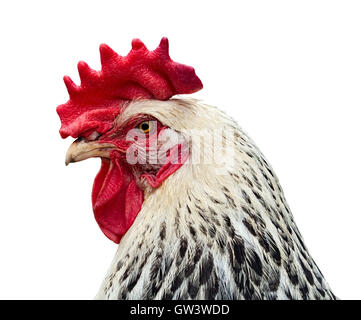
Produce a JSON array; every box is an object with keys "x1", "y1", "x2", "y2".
[{"x1": 56, "y1": 38, "x2": 202, "y2": 243}]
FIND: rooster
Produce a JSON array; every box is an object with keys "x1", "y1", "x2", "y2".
[{"x1": 57, "y1": 38, "x2": 336, "y2": 300}]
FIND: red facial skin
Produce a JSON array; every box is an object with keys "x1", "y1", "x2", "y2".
[{"x1": 90, "y1": 117, "x2": 188, "y2": 243}]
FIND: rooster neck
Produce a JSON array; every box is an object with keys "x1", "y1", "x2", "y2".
[{"x1": 95, "y1": 99, "x2": 336, "y2": 300}]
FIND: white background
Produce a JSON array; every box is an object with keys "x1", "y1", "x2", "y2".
[{"x1": 0, "y1": 0, "x2": 360, "y2": 299}]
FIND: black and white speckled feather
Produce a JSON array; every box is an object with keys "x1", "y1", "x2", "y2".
[{"x1": 96, "y1": 98, "x2": 336, "y2": 300}]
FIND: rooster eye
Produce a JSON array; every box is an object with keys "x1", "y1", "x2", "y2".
[{"x1": 137, "y1": 121, "x2": 152, "y2": 134}]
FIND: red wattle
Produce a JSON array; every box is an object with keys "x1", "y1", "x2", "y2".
[{"x1": 92, "y1": 158, "x2": 144, "y2": 243}]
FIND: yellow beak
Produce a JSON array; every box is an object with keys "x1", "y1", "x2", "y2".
[{"x1": 65, "y1": 139, "x2": 115, "y2": 166}]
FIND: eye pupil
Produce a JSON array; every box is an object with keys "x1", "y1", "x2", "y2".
[
  {"x1": 137, "y1": 121, "x2": 152, "y2": 133},
  {"x1": 141, "y1": 123, "x2": 149, "y2": 131}
]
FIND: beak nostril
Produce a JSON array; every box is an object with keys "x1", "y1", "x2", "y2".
[{"x1": 87, "y1": 131, "x2": 101, "y2": 141}]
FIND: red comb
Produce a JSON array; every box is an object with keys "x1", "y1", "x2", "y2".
[{"x1": 57, "y1": 37, "x2": 203, "y2": 139}]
